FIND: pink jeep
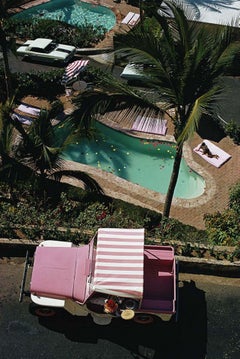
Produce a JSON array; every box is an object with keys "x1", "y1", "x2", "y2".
[{"x1": 20, "y1": 228, "x2": 179, "y2": 325}]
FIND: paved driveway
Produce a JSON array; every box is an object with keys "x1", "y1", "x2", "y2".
[{"x1": 8, "y1": 49, "x2": 123, "y2": 77}]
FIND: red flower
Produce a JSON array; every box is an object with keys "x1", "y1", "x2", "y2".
[{"x1": 96, "y1": 211, "x2": 107, "y2": 221}]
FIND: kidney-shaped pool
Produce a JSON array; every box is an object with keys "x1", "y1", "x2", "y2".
[
  {"x1": 13, "y1": 0, "x2": 116, "y2": 32},
  {"x1": 60, "y1": 121, "x2": 205, "y2": 199}
]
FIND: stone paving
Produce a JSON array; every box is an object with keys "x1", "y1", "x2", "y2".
[{"x1": 10, "y1": 0, "x2": 240, "y2": 230}]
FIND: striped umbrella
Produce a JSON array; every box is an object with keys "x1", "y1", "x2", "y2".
[
  {"x1": 92, "y1": 228, "x2": 145, "y2": 299},
  {"x1": 61, "y1": 59, "x2": 89, "y2": 86}
]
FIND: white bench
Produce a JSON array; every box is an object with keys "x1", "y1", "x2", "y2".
[
  {"x1": 121, "y1": 12, "x2": 140, "y2": 26},
  {"x1": 128, "y1": 13, "x2": 140, "y2": 26}
]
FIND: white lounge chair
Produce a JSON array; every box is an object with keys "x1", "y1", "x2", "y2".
[
  {"x1": 121, "y1": 12, "x2": 135, "y2": 24},
  {"x1": 120, "y1": 64, "x2": 145, "y2": 81},
  {"x1": 128, "y1": 13, "x2": 140, "y2": 26},
  {"x1": 193, "y1": 139, "x2": 231, "y2": 168},
  {"x1": 17, "y1": 104, "x2": 41, "y2": 117},
  {"x1": 11, "y1": 112, "x2": 33, "y2": 125}
]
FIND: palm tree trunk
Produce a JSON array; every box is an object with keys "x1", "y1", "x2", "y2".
[
  {"x1": 0, "y1": 25, "x2": 12, "y2": 99},
  {"x1": 162, "y1": 144, "x2": 183, "y2": 218}
]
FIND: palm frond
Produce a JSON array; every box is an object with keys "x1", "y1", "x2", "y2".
[
  {"x1": 52, "y1": 169, "x2": 104, "y2": 194},
  {"x1": 16, "y1": 110, "x2": 63, "y2": 173},
  {"x1": 178, "y1": 86, "x2": 221, "y2": 144},
  {"x1": 73, "y1": 84, "x2": 162, "y2": 122},
  {"x1": 0, "y1": 155, "x2": 35, "y2": 184}
]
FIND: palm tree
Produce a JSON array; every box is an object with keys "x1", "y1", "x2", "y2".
[
  {"x1": 0, "y1": 0, "x2": 13, "y2": 99},
  {"x1": 0, "y1": 102, "x2": 103, "y2": 205},
  {"x1": 72, "y1": 1, "x2": 240, "y2": 218},
  {"x1": 0, "y1": 99, "x2": 36, "y2": 202},
  {"x1": 15, "y1": 109, "x2": 103, "y2": 205}
]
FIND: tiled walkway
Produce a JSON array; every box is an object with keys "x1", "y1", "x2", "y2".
[{"x1": 12, "y1": 1, "x2": 240, "y2": 230}]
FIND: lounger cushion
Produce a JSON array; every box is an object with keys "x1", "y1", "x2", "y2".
[
  {"x1": 11, "y1": 113, "x2": 33, "y2": 125},
  {"x1": 193, "y1": 139, "x2": 231, "y2": 168},
  {"x1": 128, "y1": 13, "x2": 140, "y2": 26},
  {"x1": 121, "y1": 12, "x2": 135, "y2": 24},
  {"x1": 17, "y1": 104, "x2": 41, "y2": 117}
]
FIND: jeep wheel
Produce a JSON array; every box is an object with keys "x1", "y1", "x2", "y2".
[
  {"x1": 29, "y1": 303, "x2": 57, "y2": 317},
  {"x1": 134, "y1": 314, "x2": 154, "y2": 324}
]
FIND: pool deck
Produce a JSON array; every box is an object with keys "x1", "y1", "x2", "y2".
[
  {"x1": 62, "y1": 109, "x2": 240, "y2": 230},
  {"x1": 11, "y1": 1, "x2": 240, "y2": 230}
]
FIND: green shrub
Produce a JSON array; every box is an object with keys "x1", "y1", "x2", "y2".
[
  {"x1": 153, "y1": 217, "x2": 207, "y2": 243},
  {"x1": 0, "y1": 67, "x2": 7, "y2": 102},
  {"x1": 13, "y1": 72, "x2": 39, "y2": 97},
  {"x1": 204, "y1": 209, "x2": 240, "y2": 245},
  {"x1": 111, "y1": 198, "x2": 162, "y2": 229},
  {"x1": 49, "y1": 99, "x2": 64, "y2": 118},
  {"x1": 232, "y1": 246, "x2": 240, "y2": 260},
  {"x1": 3, "y1": 18, "x2": 34, "y2": 39},
  {"x1": 194, "y1": 245, "x2": 205, "y2": 258},
  {"x1": 229, "y1": 181, "x2": 240, "y2": 214},
  {"x1": 4, "y1": 18, "x2": 106, "y2": 48},
  {"x1": 13, "y1": 69, "x2": 64, "y2": 99},
  {"x1": 224, "y1": 121, "x2": 240, "y2": 145},
  {"x1": 0, "y1": 226, "x2": 16, "y2": 238},
  {"x1": 181, "y1": 243, "x2": 192, "y2": 256},
  {"x1": 0, "y1": 181, "x2": 208, "y2": 244},
  {"x1": 204, "y1": 182, "x2": 240, "y2": 245}
]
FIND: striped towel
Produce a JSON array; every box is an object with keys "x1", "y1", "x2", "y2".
[{"x1": 132, "y1": 116, "x2": 167, "y2": 135}]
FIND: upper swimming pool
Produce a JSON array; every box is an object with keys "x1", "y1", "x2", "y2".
[
  {"x1": 13, "y1": 0, "x2": 116, "y2": 32},
  {"x1": 59, "y1": 122, "x2": 205, "y2": 199}
]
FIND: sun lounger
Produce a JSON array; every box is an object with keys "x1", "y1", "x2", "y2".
[
  {"x1": 121, "y1": 12, "x2": 135, "y2": 24},
  {"x1": 131, "y1": 116, "x2": 168, "y2": 135},
  {"x1": 128, "y1": 13, "x2": 140, "y2": 26},
  {"x1": 17, "y1": 103, "x2": 41, "y2": 117},
  {"x1": 193, "y1": 139, "x2": 231, "y2": 168},
  {"x1": 11, "y1": 112, "x2": 33, "y2": 125}
]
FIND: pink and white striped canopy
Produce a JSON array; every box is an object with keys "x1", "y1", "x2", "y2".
[
  {"x1": 61, "y1": 59, "x2": 89, "y2": 85},
  {"x1": 92, "y1": 228, "x2": 144, "y2": 299}
]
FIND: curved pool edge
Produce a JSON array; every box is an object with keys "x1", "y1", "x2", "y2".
[
  {"x1": 94, "y1": 117, "x2": 217, "y2": 208},
  {"x1": 61, "y1": 139, "x2": 216, "y2": 211},
  {"x1": 181, "y1": 140, "x2": 217, "y2": 206}
]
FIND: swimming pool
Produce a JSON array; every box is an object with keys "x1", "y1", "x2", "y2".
[
  {"x1": 61, "y1": 122, "x2": 205, "y2": 199},
  {"x1": 13, "y1": 0, "x2": 116, "y2": 32}
]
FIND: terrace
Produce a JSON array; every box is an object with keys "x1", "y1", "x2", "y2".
[{"x1": 7, "y1": 0, "x2": 240, "y2": 230}]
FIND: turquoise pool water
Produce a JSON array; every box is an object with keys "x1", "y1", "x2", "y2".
[
  {"x1": 61, "y1": 122, "x2": 205, "y2": 199},
  {"x1": 13, "y1": 0, "x2": 116, "y2": 32}
]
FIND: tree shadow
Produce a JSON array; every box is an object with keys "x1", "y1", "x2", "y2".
[
  {"x1": 197, "y1": 115, "x2": 226, "y2": 142},
  {"x1": 197, "y1": 76, "x2": 240, "y2": 142},
  {"x1": 0, "y1": 245, "x2": 36, "y2": 259},
  {"x1": 184, "y1": 0, "x2": 239, "y2": 20},
  {"x1": 38, "y1": 280, "x2": 207, "y2": 359}
]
